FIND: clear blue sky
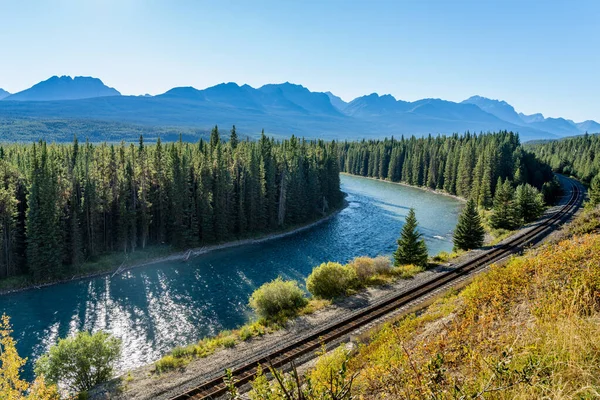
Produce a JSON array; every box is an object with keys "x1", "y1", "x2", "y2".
[{"x1": 1, "y1": 0, "x2": 599, "y2": 121}]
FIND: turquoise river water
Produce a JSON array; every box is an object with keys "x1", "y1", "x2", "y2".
[{"x1": 0, "y1": 174, "x2": 462, "y2": 378}]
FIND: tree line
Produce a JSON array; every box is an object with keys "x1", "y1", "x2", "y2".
[
  {"x1": 526, "y1": 133, "x2": 600, "y2": 183},
  {"x1": 338, "y1": 131, "x2": 554, "y2": 208},
  {"x1": 0, "y1": 127, "x2": 342, "y2": 282},
  {"x1": 527, "y1": 133, "x2": 600, "y2": 205}
]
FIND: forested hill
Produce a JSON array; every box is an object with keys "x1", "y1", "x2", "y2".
[
  {"x1": 339, "y1": 131, "x2": 554, "y2": 207},
  {"x1": 526, "y1": 133, "x2": 600, "y2": 183},
  {"x1": 0, "y1": 128, "x2": 342, "y2": 283}
]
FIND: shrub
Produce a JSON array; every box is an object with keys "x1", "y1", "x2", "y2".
[
  {"x1": 0, "y1": 314, "x2": 60, "y2": 399},
  {"x1": 306, "y1": 262, "x2": 357, "y2": 299},
  {"x1": 238, "y1": 326, "x2": 253, "y2": 341},
  {"x1": 171, "y1": 346, "x2": 193, "y2": 358},
  {"x1": 154, "y1": 355, "x2": 188, "y2": 373},
  {"x1": 35, "y1": 331, "x2": 121, "y2": 393},
  {"x1": 372, "y1": 256, "x2": 392, "y2": 273},
  {"x1": 348, "y1": 257, "x2": 376, "y2": 283},
  {"x1": 394, "y1": 264, "x2": 424, "y2": 279},
  {"x1": 249, "y1": 346, "x2": 355, "y2": 399},
  {"x1": 221, "y1": 336, "x2": 236, "y2": 348},
  {"x1": 249, "y1": 278, "x2": 308, "y2": 319}
]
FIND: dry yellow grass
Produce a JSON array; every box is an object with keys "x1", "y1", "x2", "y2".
[{"x1": 346, "y1": 233, "x2": 600, "y2": 399}]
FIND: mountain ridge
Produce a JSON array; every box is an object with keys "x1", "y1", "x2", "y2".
[
  {"x1": 1, "y1": 76, "x2": 598, "y2": 142},
  {"x1": 5, "y1": 76, "x2": 120, "y2": 101}
]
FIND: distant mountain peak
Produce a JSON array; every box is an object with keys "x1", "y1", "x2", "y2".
[
  {"x1": 518, "y1": 112, "x2": 545, "y2": 123},
  {"x1": 464, "y1": 95, "x2": 510, "y2": 107},
  {"x1": 462, "y1": 95, "x2": 523, "y2": 125},
  {"x1": 0, "y1": 88, "x2": 10, "y2": 100},
  {"x1": 324, "y1": 91, "x2": 348, "y2": 111},
  {"x1": 4, "y1": 75, "x2": 120, "y2": 101},
  {"x1": 344, "y1": 92, "x2": 407, "y2": 117}
]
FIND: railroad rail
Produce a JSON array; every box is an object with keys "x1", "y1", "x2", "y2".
[{"x1": 169, "y1": 178, "x2": 582, "y2": 400}]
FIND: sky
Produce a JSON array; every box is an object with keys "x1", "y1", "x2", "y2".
[{"x1": 0, "y1": 0, "x2": 599, "y2": 121}]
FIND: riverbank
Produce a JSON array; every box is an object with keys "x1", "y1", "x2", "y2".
[
  {"x1": 0, "y1": 201, "x2": 347, "y2": 296},
  {"x1": 339, "y1": 172, "x2": 467, "y2": 203}
]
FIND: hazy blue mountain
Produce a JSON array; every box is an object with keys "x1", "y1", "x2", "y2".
[
  {"x1": 462, "y1": 95, "x2": 524, "y2": 125},
  {"x1": 0, "y1": 89, "x2": 10, "y2": 100},
  {"x1": 0, "y1": 77, "x2": 597, "y2": 142},
  {"x1": 409, "y1": 98, "x2": 501, "y2": 122},
  {"x1": 529, "y1": 117, "x2": 580, "y2": 137},
  {"x1": 576, "y1": 120, "x2": 600, "y2": 133},
  {"x1": 519, "y1": 112, "x2": 545, "y2": 123},
  {"x1": 159, "y1": 86, "x2": 206, "y2": 101},
  {"x1": 4, "y1": 76, "x2": 120, "y2": 101},
  {"x1": 325, "y1": 91, "x2": 348, "y2": 111},
  {"x1": 344, "y1": 93, "x2": 410, "y2": 117},
  {"x1": 258, "y1": 83, "x2": 342, "y2": 115}
]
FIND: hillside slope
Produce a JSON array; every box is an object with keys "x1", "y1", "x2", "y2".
[{"x1": 342, "y1": 206, "x2": 600, "y2": 399}]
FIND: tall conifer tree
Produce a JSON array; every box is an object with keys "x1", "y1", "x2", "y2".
[
  {"x1": 453, "y1": 199, "x2": 485, "y2": 250},
  {"x1": 394, "y1": 208, "x2": 428, "y2": 267}
]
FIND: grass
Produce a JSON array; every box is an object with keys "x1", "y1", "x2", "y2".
[
  {"x1": 567, "y1": 203, "x2": 600, "y2": 236},
  {"x1": 430, "y1": 249, "x2": 464, "y2": 264},
  {"x1": 392, "y1": 264, "x2": 424, "y2": 279},
  {"x1": 488, "y1": 227, "x2": 516, "y2": 245},
  {"x1": 336, "y1": 212, "x2": 600, "y2": 399}
]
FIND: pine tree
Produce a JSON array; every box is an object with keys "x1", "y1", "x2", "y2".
[
  {"x1": 590, "y1": 174, "x2": 600, "y2": 206},
  {"x1": 515, "y1": 183, "x2": 545, "y2": 223},
  {"x1": 229, "y1": 125, "x2": 238, "y2": 150},
  {"x1": 394, "y1": 208, "x2": 428, "y2": 267},
  {"x1": 453, "y1": 199, "x2": 485, "y2": 250},
  {"x1": 490, "y1": 179, "x2": 520, "y2": 230}
]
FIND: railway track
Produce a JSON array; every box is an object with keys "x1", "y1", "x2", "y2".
[{"x1": 169, "y1": 177, "x2": 582, "y2": 400}]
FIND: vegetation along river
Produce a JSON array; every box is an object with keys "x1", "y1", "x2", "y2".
[{"x1": 0, "y1": 174, "x2": 462, "y2": 378}]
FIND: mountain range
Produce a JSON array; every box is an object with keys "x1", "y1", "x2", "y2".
[{"x1": 0, "y1": 76, "x2": 598, "y2": 142}]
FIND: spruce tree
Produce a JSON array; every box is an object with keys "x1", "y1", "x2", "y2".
[
  {"x1": 229, "y1": 125, "x2": 238, "y2": 150},
  {"x1": 490, "y1": 179, "x2": 520, "y2": 230},
  {"x1": 394, "y1": 208, "x2": 428, "y2": 267},
  {"x1": 515, "y1": 183, "x2": 545, "y2": 223},
  {"x1": 453, "y1": 199, "x2": 485, "y2": 251},
  {"x1": 590, "y1": 174, "x2": 600, "y2": 206}
]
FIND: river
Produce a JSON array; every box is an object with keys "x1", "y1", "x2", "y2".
[{"x1": 0, "y1": 174, "x2": 462, "y2": 378}]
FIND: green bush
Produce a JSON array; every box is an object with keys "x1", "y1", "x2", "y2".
[
  {"x1": 394, "y1": 264, "x2": 424, "y2": 279},
  {"x1": 221, "y1": 337, "x2": 236, "y2": 348},
  {"x1": 35, "y1": 331, "x2": 121, "y2": 393},
  {"x1": 249, "y1": 278, "x2": 308, "y2": 319},
  {"x1": 306, "y1": 262, "x2": 357, "y2": 299},
  {"x1": 239, "y1": 326, "x2": 253, "y2": 341},
  {"x1": 154, "y1": 355, "x2": 189, "y2": 373},
  {"x1": 171, "y1": 346, "x2": 193, "y2": 358}
]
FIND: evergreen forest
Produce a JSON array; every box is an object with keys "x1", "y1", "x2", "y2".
[
  {"x1": 338, "y1": 131, "x2": 554, "y2": 208},
  {"x1": 527, "y1": 133, "x2": 600, "y2": 183},
  {"x1": 0, "y1": 127, "x2": 342, "y2": 283}
]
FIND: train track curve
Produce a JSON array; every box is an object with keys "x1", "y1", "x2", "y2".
[{"x1": 169, "y1": 177, "x2": 582, "y2": 400}]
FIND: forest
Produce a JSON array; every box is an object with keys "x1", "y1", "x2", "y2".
[
  {"x1": 0, "y1": 127, "x2": 342, "y2": 282},
  {"x1": 338, "y1": 131, "x2": 555, "y2": 208},
  {"x1": 526, "y1": 133, "x2": 600, "y2": 183}
]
